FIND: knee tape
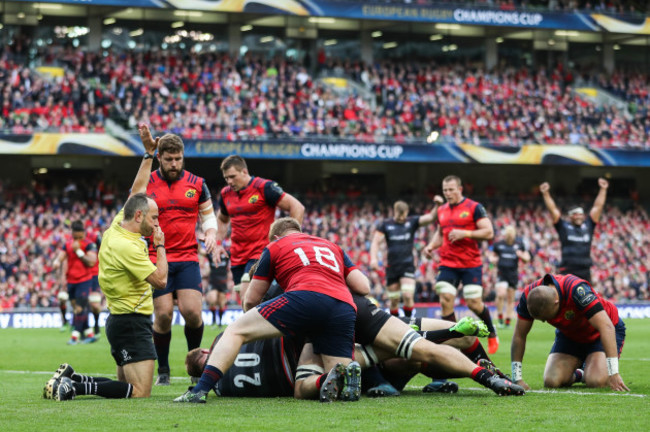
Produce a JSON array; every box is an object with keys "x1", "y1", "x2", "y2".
[
  {"x1": 359, "y1": 344, "x2": 380, "y2": 367},
  {"x1": 396, "y1": 329, "x2": 423, "y2": 360},
  {"x1": 400, "y1": 283, "x2": 416, "y2": 294},
  {"x1": 241, "y1": 273, "x2": 251, "y2": 283},
  {"x1": 88, "y1": 293, "x2": 102, "y2": 303},
  {"x1": 387, "y1": 290, "x2": 401, "y2": 300},
  {"x1": 295, "y1": 364, "x2": 325, "y2": 381},
  {"x1": 495, "y1": 281, "x2": 508, "y2": 293},
  {"x1": 435, "y1": 281, "x2": 457, "y2": 296},
  {"x1": 462, "y1": 284, "x2": 483, "y2": 299}
]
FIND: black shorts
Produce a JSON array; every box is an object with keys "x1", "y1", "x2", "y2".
[
  {"x1": 386, "y1": 263, "x2": 416, "y2": 286},
  {"x1": 497, "y1": 269, "x2": 518, "y2": 289},
  {"x1": 210, "y1": 274, "x2": 229, "y2": 293},
  {"x1": 106, "y1": 313, "x2": 157, "y2": 366},
  {"x1": 353, "y1": 295, "x2": 392, "y2": 346},
  {"x1": 153, "y1": 261, "x2": 202, "y2": 299},
  {"x1": 558, "y1": 266, "x2": 591, "y2": 284}
]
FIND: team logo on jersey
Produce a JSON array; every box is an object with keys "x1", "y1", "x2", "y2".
[
  {"x1": 460, "y1": 211, "x2": 470, "y2": 218},
  {"x1": 564, "y1": 310, "x2": 575, "y2": 320},
  {"x1": 185, "y1": 189, "x2": 196, "y2": 198},
  {"x1": 249, "y1": 194, "x2": 259, "y2": 204}
]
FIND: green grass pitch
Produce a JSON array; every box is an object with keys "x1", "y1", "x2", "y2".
[{"x1": 2, "y1": 319, "x2": 649, "y2": 431}]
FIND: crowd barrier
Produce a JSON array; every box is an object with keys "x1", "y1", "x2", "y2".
[{"x1": 2, "y1": 303, "x2": 649, "y2": 329}]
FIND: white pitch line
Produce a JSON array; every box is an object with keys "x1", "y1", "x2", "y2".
[{"x1": 404, "y1": 385, "x2": 646, "y2": 398}]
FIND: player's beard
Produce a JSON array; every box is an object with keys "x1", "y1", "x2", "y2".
[{"x1": 160, "y1": 160, "x2": 185, "y2": 182}]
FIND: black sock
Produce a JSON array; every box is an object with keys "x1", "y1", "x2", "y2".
[
  {"x1": 71, "y1": 373, "x2": 112, "y2": 384},
  {"x1": 442, "y1": 312, "x2": 456, "y2": 322},
  {"x1": 73, "y1": 312, "x2": 87, "y2": 335},
  {"x1": 505, "y1": 317, "x2": 511, "y2": 326},
  {"x1": 153, "y1": 330, "x2": 172, "y2": 373},
  {"x1": 477, "y1": 306, "x2": 496, "y2": 335},
  {"x1": 462, "y1": 339, "x2": 490, "y2": 364},
  {"x1": 209, "y1": 307, "x2": 217, "y2": 325},
  {"x1": 93, "y1": 311, "x2": 100, "y2": 334},
  {"x1": 185, "y1": 322, "x2": 204, "y2": 351},
  {"x1": 389, "y1": 308, "x2": 399, "y2": 317},
  {"x1": 218, "y1": 308, "x2": 226, "y2": 324},
  {"x1": 361, "y1": 366, "x2": 390, "y2": 392},
  {"x1": 73, "y1": 380, "x2": 133, "y2": 398},
  {"x1": 471, "y1": 367, "x2": 495, "y2": 387},
  {"x1": 419, "y1": 329, "x2": 465, "y2": 344},
  {"x1": 60, "y1": 305, "x2": 67, "y2": 325},
  {"x1": 403, "y1": 306, "x2": 414, "y2": 318}
]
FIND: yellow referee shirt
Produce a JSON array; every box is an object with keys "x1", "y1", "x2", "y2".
[{"x1": 99, "y1": 209, "x2": 157, "y2": 315}]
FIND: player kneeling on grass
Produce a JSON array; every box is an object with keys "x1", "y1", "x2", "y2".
[{"x1": 511, "y1": 274, "x2": 628, "y2": 392}]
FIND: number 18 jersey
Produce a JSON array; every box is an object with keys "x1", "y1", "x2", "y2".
[{"x1": 253, "y1": 232, "x2": 357, "y2": 310}]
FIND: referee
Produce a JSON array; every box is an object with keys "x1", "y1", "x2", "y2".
[
  {"x1": 99, "y1": 132, "x2": 169, "y2": 398},
  {"x1": 539, "y1": 178, "x2": 609, "y2": 283}
]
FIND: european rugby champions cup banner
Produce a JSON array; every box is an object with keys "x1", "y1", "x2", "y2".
[
  {"x1": 2, "y1": 133, "x2": 650, "y2": 166},
  {"x1": 15, "y1": 0, "x2": 650, "y2": 34}
]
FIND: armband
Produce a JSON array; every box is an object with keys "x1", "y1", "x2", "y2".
[
  {"x1": 606, "y1": 357, "x2": 619, "y2": 376},
  {"x1": 511, "y1": 362, "x2": 523, "y2": 381},
  {"x1": 75, "y1": 249, "x2": 85, "y2": 258},
  {"x1": 200, "y1": 211, "x2": 218, "y2": 233}
]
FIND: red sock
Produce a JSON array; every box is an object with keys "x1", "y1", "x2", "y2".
[
  {"x1": 505, "y1": 318, "x2": 511, "y2": 326},
  {"x1": 403, "y1": 306, "x2": 414, "y2": 318},
  {"x1": 390, "y1": 309, "x2": 399, "y2": 317}
]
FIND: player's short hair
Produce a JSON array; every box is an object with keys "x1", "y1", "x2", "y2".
[
  {"x1": 71, "y1": 220, "x2": 84, "y2": 232},
  {"x1": 503, "y1": 225, "x2": 516, "y2": 237},
  {"x1": 526, "y1": 285, "x2": 556, "y2": 319},
  {"x1": 158, "y1": 134, "x2": 184, "y2": 155},
  {"x1": 269, "y1": 217, "x2": 302, "y2": 241},
  {"x1": 185, "y1": 348, "x2": 206, "y2": 378},
  {"x1": 442, "y1": 175, "x2": 462, "y2": 186},
  {"x1": 123, "y1": 193, "x2": 151, "y2": 221},
  {"x1": 393, "y1": 200, "x2": 409, "y2": 215},
  {"x1": 221, "y1": 155, "x2": 247, "y2": 172}
]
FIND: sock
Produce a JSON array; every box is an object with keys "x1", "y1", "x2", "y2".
[
  {"x1": 60, "y1": 305, "x2": 67, "y2": 325},
  {"x1": 441, "y1": 312, "x2": 456, "y2": 322},
  {"x1": 209, "y1": 306, "x2": 217, "y2": 324},
  {"x1": 71, "y1": 373, "x2": 112, "y2": 384},
  {"x1": 218, "y1": 307, "x2": 226, "y2": 325},
  {"x1": 73, "y1": 312, "x2": 87, "y2": 335},
  {"x1": 361, "y1": 366, "x2": 390, "y2": 391},
  {"x1": 193, "y1": 365, "x2": 223, "y2": 393},
  {"x1": 93, "y1": 311, "x2": 100, "y2": 334},
  {"x1": 462, "y1": 339, "x2": 491, "y2": 364},
  {"x1": 73, "y1": 380, "x2": 133, "y2": 398},
  {"x1": 315, "y1": 373, "x2": 327, "y2": 390},
  {"x1": 403, "y1": 306, "x2": 414, "y2": 318},
  {"x1": 498, "y1": 313, "x2": 504, "y2": 324},
  {"x1": 389, "y1": 308, "x2": 399, "y2": 317},
  {"x1": 471, "y1": 367, "x2": 495, "y2": 387},
  {"x1": 185, "y1": 322, "x2": 204, "y2": 351},
  {"x1": 505, "y1": 317, "x2": 511, "y2": 326},
  {"x1": 153, "y1": 330, "x2": 172, "y2": 373},
  {"x1": 420, "y1": 328, "x2": 465, "y2": 344},
  {"x1": 477, "y1": 306, "x2": 496, "y2": 336}
]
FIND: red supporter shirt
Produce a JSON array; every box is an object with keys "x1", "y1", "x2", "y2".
[
  {"x1": 146, "y1": 170, "x2": 211, "y2": 263},
  {"x1": 219, "y1": 176, "x2": 285, "y2": 266},
  {"x1": 86, "y1": 230, "x2": 101, "y2": 277},
  {"x1": 253, "y1": 232, "x2": 357, "y2": 310},
  {"x1": 437, "y1": 198, "x2": 488, "y2": 268},
  {"x1": 64, "y1": 238, "x2": 96, "y2": 284},
  {"x1": 517, "y1": 274, "x2": 619, "y2": 344}
]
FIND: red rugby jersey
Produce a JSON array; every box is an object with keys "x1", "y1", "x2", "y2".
[
  {"x1": 517, "y1": 274, "x2": 619, "y2": 344},
  {"x1": 86, "y1": 230, "x2": 101, "y2": 277},
  {"x1": 219, "y1": 176, "x2": 284, "y2": 266},
  {"x1": 437, "y1": 198, "x2": 488, "y2": 268},
  {"x1": 64, "y1": 238, "x2": 96, "y2": 284},
  {"x1": 146, "y1": 170, "x2": 211, "y2": 262},
  {"x1": 253, "y1": 232, "x2": 357, "y2": 310}
]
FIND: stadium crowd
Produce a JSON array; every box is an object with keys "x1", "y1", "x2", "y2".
[
  {"x1": 2, "y1": 44, "x2": 650, "y2": 149},
  {"x1": 1, "y1": 179, "x2": 648, "y2": 311}
]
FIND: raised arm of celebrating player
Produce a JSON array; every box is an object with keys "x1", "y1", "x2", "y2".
[
  {"x1": 131, "y1": 124, "x2": 159, "y2": 196},
  {"x1": 539, "y1": 182, "x2": 561, "y2": 224},
  {"x1": 589, "y1": 178, "x2": 609, "y2": 223}
]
